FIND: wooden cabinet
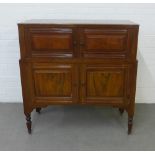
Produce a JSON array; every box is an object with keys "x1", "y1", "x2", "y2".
[{"x1": 18, "y1": 20, "x2": 139, "y2": 134}]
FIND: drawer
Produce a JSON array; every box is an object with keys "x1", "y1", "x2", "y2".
[
  {"x1": 25, "y1": 27, "x2": 76, "y2": 58},
  {"x1": 79, "y1": 28, "x2": 135, "y2": 59}
]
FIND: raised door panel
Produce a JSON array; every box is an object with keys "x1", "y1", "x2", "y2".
[
  {"x1": 80, "y1": 64, "x2": 129, "y2": 106},
  {"x1": 79, "y1": 28, "x2": 131, "y2": 59},
  {"x1": 85, "y1": 34, "x2": 126, "y2": 50},
  {"x1": 25, "y1": 27, "x2": 76, "y2": 58},
  {"x1": 32, "y1": 63, "x2": 78, "y2": 105}
]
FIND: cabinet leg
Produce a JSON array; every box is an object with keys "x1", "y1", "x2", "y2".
[
  {"x1": 128, "y1": 116, "x2": 133, "y2": 135},
  {"x1": 119, "y1": 108, "x2": 124, "y2": 115},
  {"x1": 25, "y1": 113, "x2": 31, "y2": 134},
  {"x1": 36, "y1": 108, "x2": 41, "y2": 114}
]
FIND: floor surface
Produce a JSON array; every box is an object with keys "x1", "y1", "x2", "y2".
[{"x1": 0, "y1": 103, "x2": 154, "y2": 151}]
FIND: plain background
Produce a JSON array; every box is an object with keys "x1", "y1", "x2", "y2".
[{"x1": 0, "y1": 3, "x2": 155, "y2": 103}]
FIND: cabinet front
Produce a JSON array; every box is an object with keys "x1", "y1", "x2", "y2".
[
  {"x1": 80, "y1": 64, "x2": 129, "y2": 106},
  {"x1": 25, "y1": 27, "x2": 76, "y2": 58},
  {"x1": 32, "y1": 63, "x2": 78, "y2": 105}
]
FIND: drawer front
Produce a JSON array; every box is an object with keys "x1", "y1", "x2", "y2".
[
  {"x1": 25, "y1": 27, "x2": 76, "y2": 58},
  {"x1": 79, "y1": 28, "x2": 134, "y2": 59},
  {"x1": 80, "y1": 64, "x2": 130, "y2": 106},
  {"x1": 32, "y1": 63, "x2": 78, "y2": 105}
]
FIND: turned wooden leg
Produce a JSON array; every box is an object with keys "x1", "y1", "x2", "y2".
[
  {"x1": 128, "y1": 116, "x2": 133, "y2": 135},
  {"x1": 25, "y1": 113, "x2": 31, "y2": 134},
  {"x1": 119, "y1": 108, "x2": 124, "y2": 115},
  {"x1": 36, "y1": 108, "x2": 41, "y2": 114}
]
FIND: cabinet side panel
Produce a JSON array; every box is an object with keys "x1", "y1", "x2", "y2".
[
  {"x1": 19, "y1": 61, "x2": 34, "y2": 114},
  {"x1": 127, "y1": 61, "x2": 138, "y2": 116},
  {"x1": 129, "y1": 28, "x2": 139, "y2": 61},
  {"x1": 18, "y1": 24, "x2": 27, "y2": 59}
]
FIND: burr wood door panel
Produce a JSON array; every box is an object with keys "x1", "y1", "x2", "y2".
[
  {"x1": 80, "y1": 64, "x2": 129, "y2": 106},
  {"x1": 26, "y1": 27, "x2": 76, "y2": 58},
  {"x1": 79, "y1": 28, "x2": 129, "y2": 59},
  {"x1": 32, "y1": 63, "x2": 78, "y2": 105}
]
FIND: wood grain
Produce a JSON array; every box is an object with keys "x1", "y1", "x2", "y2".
[{"x1": 34, "y1": 69, "x2": 72, "y2": 97}]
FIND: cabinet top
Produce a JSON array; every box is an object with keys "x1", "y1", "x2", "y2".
[{"x1": 18, "y1": 19, "x2": 139, "y2": 26}]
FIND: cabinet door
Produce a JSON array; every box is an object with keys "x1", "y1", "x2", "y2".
[
  {"x1": 32, "y1": 63, "x2": 78, "y2": 105},
  {"x1": 79, "y1": 28, "x2": 132, "y2": 59},
  {"x1": 25, "y1": 27, "x2": 77, "y2": 58},
  {"x1": 80, "y1": 64, "x2": 129, "y2": 106}
]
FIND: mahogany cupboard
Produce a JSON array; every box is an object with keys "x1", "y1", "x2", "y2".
[{"x1": 18, "y1": 20, "x2": 139, "y2": 134}]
